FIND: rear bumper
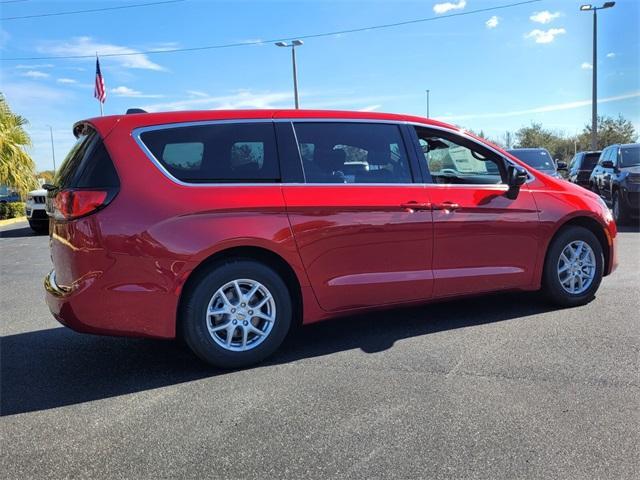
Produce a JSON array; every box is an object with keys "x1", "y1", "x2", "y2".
[{"x1": 44, "y1": 268, "x2": 175, "y2": 339}]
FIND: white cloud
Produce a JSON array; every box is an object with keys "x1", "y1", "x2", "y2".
[
  {"x1": 22, "y1": 70, "x2": 50, "y2": 79},
  {"x1": 16, "y1": 63, "x2": 54, "y2": 69},
  {"x1": 1, "y1": 82, "x2": 70, "y2": 107},
  {"x1": 111, "y1": 85, "x2": 163, "y2": 98},
  {"x1": 186, "y1": 90, "x2": 209, "y2": 98},
  {"x1": 530, "y1": 11, "x2": 561, "y2": 24},
  {"x1": 38, "y1": 36, "x2": 165, "y2": 71},
  {"x1": 433, "y1": 0, "x2": 466, "y2": 15},
  {"x1": 437, "y1": 91, "x2": 640, "y2": 121},
  {"x1": 57, "y1": 78, "x2": 77, "y2": 84},
  {"x1": 525, "y1": 28, "x2": 566, "y2": 44},
  {"x1": 606, "y1": 52, "x2": 616, "y2": 58},
  {"x1": 143, "y1": 90, "x2": 292, "y2": 111},
  {"x1": 581, "y1": 62, "x2": 593, "y2": 70},
  {"x1": 358, "y1": 104, "x2": 382, "y2": 112},
  {"x1": 486, "y1": 16, "x2": 499, "y2": 29}
]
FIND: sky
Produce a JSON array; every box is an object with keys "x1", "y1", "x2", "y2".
[{"x1": 1, "y1": 0, "x2": 638, "y2": 172}]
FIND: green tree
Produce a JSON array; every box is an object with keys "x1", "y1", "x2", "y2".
[
  {"x1": 577, "y1": 115, "x2": 637, "y2": 150},
  {"x1": 514, "y1": 123, "x2": 575, "y2": 161},
  {"x1": 0, "y1": 94, "x2": 37, "y2": 196},
  {"x1": 37, "y1": 170, "x2": 55, "y2": 184}
]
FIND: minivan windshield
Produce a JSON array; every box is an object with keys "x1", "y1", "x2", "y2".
[
  {"x1": 507, "y1": 149, "x2": 556, "y2": 171},
  {"x1": 620, "y1": 145, "x2": 640, "y2": 168}
]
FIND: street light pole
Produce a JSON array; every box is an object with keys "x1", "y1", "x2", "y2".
[
  {"x1": 46, "y1": 125, "x2": 56, "y2": 172},
  {"x1": 426, "y1": 89, "x2": 430, "y2": 118},
  {"x1": 275, "y1": 40, "x2": 303, "y2": 109},
  {"x1": 580, "y1": 2, "x2": 616, "y2": 150},
  {"x1": 591, "y1": 8, "x2": 597, "y2": 150}
]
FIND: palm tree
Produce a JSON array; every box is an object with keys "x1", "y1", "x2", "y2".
[{"x1": 0, "y1": 94, "x2": 37, "y2": 197}]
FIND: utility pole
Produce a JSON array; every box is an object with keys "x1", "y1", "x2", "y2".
[{"x1": 580, "y1": 2, "x2": 616, "y2": 150}]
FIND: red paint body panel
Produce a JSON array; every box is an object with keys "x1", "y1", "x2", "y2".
[
  {"x1": 283, "y1": 185, "x2": 433, "y2": 311},
  {"x1": 45, "y1": 109, "x2": 617, "y2": 339},
  {"x1": 427, "y1": 184, "x2": 541, "y2": 296}
]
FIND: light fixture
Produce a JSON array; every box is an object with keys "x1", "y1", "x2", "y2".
[{"x1": 580, "y1": 4, "x2": 593, "y2": 10}]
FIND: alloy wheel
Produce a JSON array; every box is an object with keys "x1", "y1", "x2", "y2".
[
  {"x1": 557, "y1": 240, "x2": 596, "y2": 295},
  {"x1": 206, "y1": 279, "x2": 276, "y2": 352}
]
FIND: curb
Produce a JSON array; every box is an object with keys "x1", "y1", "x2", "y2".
[{"x1": 0, "y1": 216, "x2": 27, "y2": 227}]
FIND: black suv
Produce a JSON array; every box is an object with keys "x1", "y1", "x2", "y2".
[
  {"x1": 589, "y1": 143, "x2": 640, "y2": 224},
  {"x1": 567, "y1": 151, "x2": 601, "y2": 188}
]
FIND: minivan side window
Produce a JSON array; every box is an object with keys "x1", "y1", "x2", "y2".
[
  {"x1": 292, "y1": 122, "x2": 413, "y2": 184},
  {"x1": 413, "y1": 127, "x2": 505, "y2": 185},
  {"x1": 139, "y1": 122, "x2": 280, "y2": 183}
]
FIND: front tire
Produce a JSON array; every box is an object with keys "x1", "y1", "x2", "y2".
[
  {"x1": 180, "y1": 259, "x2": 292, "y2": 369},
  {"x1": 542, "y1": 226, "x2": 604, "y2": 307},
  {"x1": 612, "y1": 190, "x2": 629, "y2": 225}
]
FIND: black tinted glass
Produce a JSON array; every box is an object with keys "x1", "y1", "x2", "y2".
[
  {"x1": 507, "y1": 150, "x2": 555, "y2": 170},
  {"x1": 293, "y1": 122, "x2": 413, "y2": 184},
  {"x1": 54, "y1": 128, "x2": 119, "y2": 189},
  {"x1": 583, "y1": 153, "x2": 600, "y2": 169},
  {"x1": 620, "y1": 146, "x2": 640, "y2": 167},
  {"x1": 75, "y1": 140, "x2": 120, "y2": 188},
  {"x1": 140, "y1": 123, "x2": 280, "y2": 183},
  {"x1": 55, "y1": 131, "x2": 97, "y2": 188}
]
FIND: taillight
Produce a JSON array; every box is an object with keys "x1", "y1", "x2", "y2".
[{"x1": 52, "y1": 189, "x2": 114, "y2": 220}]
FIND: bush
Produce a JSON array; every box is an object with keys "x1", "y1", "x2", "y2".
[{"x1": 0, "y1": 202, "x2": 26, "y2": 220}]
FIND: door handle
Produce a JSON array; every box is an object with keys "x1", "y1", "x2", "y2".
[
  {"x1": 432, "y1": 201, "x2": 460, "y2": 212},
  {"x1": 400, "y1": 201, "x2": 431, "y2": 212}
]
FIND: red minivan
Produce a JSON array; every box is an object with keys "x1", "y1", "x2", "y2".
[{"x1": 44, "y1": 109, "x2": 618, "y2": 368}]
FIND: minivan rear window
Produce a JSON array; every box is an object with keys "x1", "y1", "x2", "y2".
[
  {"x1": 54, "y1": 127, "x2": 119, "y2": 189},
  {"x1": 139, "y1": 122, "x2": 280, "y2": 183}
]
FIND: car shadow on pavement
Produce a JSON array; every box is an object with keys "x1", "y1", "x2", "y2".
[
  {"x1": 1, "y1": 291, "x2": 556, "y2": 416},
  {"x1": 0, "y1": 226, "x2": 40, "y2": 238},
  {"x1": 617, "y1": 223, "x2": 640, "y2": 233}
]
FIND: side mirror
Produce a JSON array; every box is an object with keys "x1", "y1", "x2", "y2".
[
  {"x1": 601, "y1": 160, "x2": 614, "y2": 169},
  {"x1": 556, "y1": 160, "x2": 568, "y2": 170},
  {"x1": 506, "y1": 164, "x2": 528, "y2": 200}
]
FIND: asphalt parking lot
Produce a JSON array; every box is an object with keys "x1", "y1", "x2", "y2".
[{"x1": 1, "y1": 220, "x2": 638, "y2": 479}]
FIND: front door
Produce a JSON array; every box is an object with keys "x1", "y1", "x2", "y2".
[
  {"x1": 281, "y1": 121, "x2": 434, "y2": 312},
  {"x1": 410, "y1": 126, "x2": 541, "y2": 298}
]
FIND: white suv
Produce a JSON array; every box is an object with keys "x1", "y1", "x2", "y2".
[{"x1": 25, "y1": 188, "x2": 49, "y2": 233}]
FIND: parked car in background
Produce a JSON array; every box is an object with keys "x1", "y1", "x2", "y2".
[
  {"x1": 506, "y1": 148, "x2": 565, "y2": 179},
  {"x1": 25, "y1": 188, "x2": 49, "y2": 233},
  {"x1": 44, "y1": 109, "x2": 617, "y2": 368},
  {"x1": 589, "y1": 143, "x2": 640, "y2": 224},
  {"x1": 0, "y1": 191, "x2": 21, "y2": 203},
  {"x1": 568, "y1": 151, "x2": 601, "y2": 188}
]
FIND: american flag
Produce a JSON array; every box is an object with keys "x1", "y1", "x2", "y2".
[{"x1": 94, "y1": 56, "x2": 106, "y2": 104}]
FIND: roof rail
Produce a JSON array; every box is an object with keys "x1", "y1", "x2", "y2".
[{"x1": 126, "y1": 108, "x2": 147, "y2": 114}]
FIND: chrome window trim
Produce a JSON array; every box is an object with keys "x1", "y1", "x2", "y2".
[{"x1": 133, "y1": 117, "x2": 535, "y2": 188}]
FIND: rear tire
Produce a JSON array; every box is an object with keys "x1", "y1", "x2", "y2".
[
  {"x1": 542, "y1": 226, "x2": 604, "y2": 307},
  {"x1": 28, "y1": 220, "x2": 48, "y2": 235},
  {"x1": 180, "y1": 259, "x2": 292, "y2": 369}
]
